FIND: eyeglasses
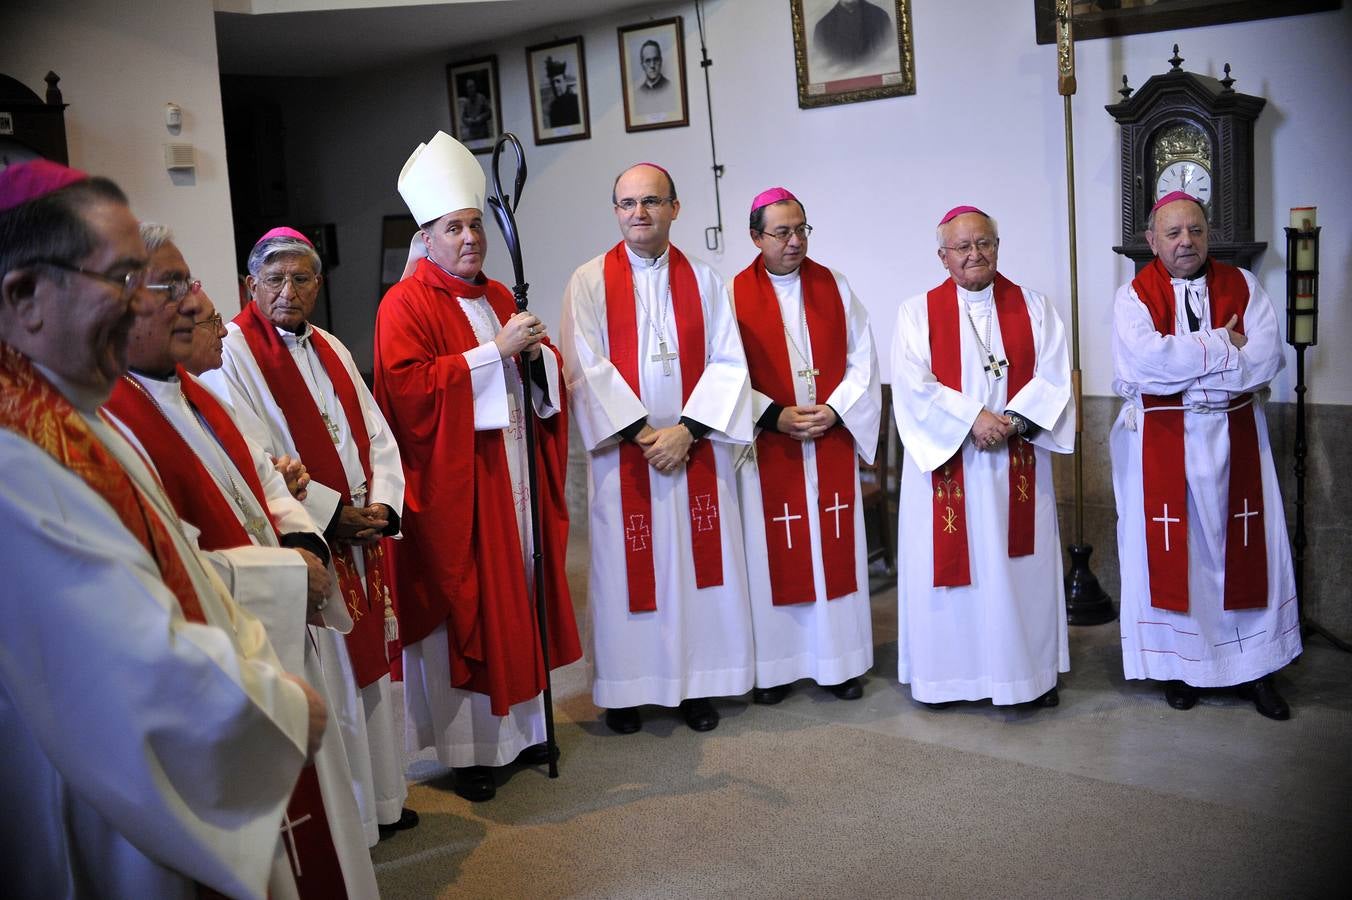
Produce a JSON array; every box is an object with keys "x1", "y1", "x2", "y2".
[
  {"x1": 35, "y1": 259, "x2": 147, "y2": 299},
  {"x1": 615, "y1": 196, "x2": 673, "y2": 212},
  {"x1": 194, "y1": 312, "x2": 224, "y2": 331},
  {"x1": 757, "y1": 224, "x2": 813, "y2": 243},
  {"x1": 145, "y1": 278, "x2": 203, "y2": 304},
  {"x1": 257, "y1": 272, "x2": 317, "y2": 292},
  {"x1": 940, "y1": 238, "x2": 998, "y2": 256}
]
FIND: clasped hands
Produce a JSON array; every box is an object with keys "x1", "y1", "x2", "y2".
[
  {"x1": 776, "y1": 404, "x2": 838, "y2": 442},
  {"x1": 335, "y1": 502, "x2": 392, "y2": 546},
  {"x1": 971, "y1": 408, "x2": 1016, "y2": 451},
  {"x1": 635, "y1": 423, "x2": 692, "y2": 473},
  {"x1": 494, "y1": 311, "x2": 548, "y2": 360}
]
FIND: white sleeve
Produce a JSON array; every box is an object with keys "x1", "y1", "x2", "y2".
[{"x1": 889, "y1": 293, "x2": 982, "y2": 474}]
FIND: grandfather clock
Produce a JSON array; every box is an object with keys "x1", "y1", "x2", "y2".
[
  {"x1": 0, "y1": 71, "x2": 69, "y2": 167},
  {"x1": 1106, "y1": 46, "x2": 1266, "y2": 271}
]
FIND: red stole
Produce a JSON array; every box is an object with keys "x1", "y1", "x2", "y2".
[
  {"x1": 732, "y1": 257, "x2": 857, "y2": 604},
  {"x1": 234, "y1": 303, "x2": 393, "y2": 688},
  {"x1": 105, "y1": 370, "x2": 280, "y2": 550},
  {"x1": 925, "y1": 274, "x2": 1037, "y2": 588},
  {"x1": 1131, "y1": 257, "x2": 1268, "y2": 612},
  {"x1": 373, "y1": 260, "x2": 581, "y2": 716},
  {"x1": 602, "y1": 242, "x2": 724, "y2": 612}
]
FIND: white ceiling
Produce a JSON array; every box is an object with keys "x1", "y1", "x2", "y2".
[{"x1": 214, "y1": 0, "x2": 669, "y2": 77}]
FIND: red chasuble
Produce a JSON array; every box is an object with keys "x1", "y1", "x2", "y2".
[
  {"x1": 602, "y1": 242, "x2": 724, "y2": 613},
  {"x1": 233, "y1": 302, "x2": 394, "y2": 688},
  {"x1": 732, "y1": 256, "x2": 856, "y2": 604},
  {"x1": 925, "y1": 274, "x2": 1037, "y2": 588},
  {"x1": 4, "y1": 348, "x2": 346, "y2": 900},
  {"x1": 1131, "y1": 257, "x2": 1267, "y2": 612},
  {"x1": 373, "y1": 258, "x2": 581, "y2": 717}
]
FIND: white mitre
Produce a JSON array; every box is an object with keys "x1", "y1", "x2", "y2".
[{"x1": 397, "y1": 130, "x2": 485, "y2": 226}]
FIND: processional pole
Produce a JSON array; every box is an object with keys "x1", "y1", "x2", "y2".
[
  {"x1": 486, "y1": 132, "x2": 560, "y2": 776},
  {"x1": 1056, "y1": 1, "x2": 1115, "y2": 625}
]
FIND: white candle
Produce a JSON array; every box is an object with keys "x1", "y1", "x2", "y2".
[
  {"x1": 1289, "y1": 206, "x2": 1317, "y2": 231},
  {"x1": 1290, "y1": 206, "x2": 1317, "y2": 270},
  {"x1": 1293, "y1": 314, "x2": 1314, "y2": 345}
]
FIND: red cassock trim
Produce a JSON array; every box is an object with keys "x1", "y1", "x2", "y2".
[{"x1": 733, "y1": 256, "x2": 856, "y2": 604}]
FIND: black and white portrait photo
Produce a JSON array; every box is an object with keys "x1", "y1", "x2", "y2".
[
  {"x1": 618, "y1": 17, "x2": 689, "y2": 132},
  {"x1": 527, "y1": 36, "x2": 591, "y2": 145},
  {"x1": 445, "y1": 56, "x2": 503, "y2": 154},
  {"x1": 792, "y1": 0, "x2": 915, "y2": 109}
]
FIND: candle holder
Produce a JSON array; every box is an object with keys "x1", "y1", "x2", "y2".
[{"x1": 1283, "y1": 226, "x2": 1350, "y2": 653}]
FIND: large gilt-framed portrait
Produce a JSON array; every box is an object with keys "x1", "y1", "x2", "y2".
[
  {"x1": 618, "y1": 16, "x2": 689, "y2": 132},
  {"x1": 792, "y1": 0, "x2": 916, "y2": 109},
  {"x1": 446, "y1": 55, "x2": 502, "y2": 155},
  {"x1": 1033, "y1": 0, "x2": 1342, "y2": 44},
  {"x1": 526, "y1": 36, "x2": 591, "y2": 146}
]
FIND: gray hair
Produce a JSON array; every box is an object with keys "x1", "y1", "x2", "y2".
[
  {"x1": 247, "y1": 236, "x2": 322, "y2": 277},
  {"x1": 936, "y1": 213, "x2": 999, "y2": 247},
  {"x1": 139, "y1": 222, "x2": 174, "y2": 253}
]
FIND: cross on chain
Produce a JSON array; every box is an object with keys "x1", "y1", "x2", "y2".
[
  {"x1": 983, "y1": 353, "x2": 1009, "y2": 379},
  {"x1": 279, "y1": 812, "x2": 313, "y2": 877},
  {"x1": 650, "y1": 340, "x2": 679, "y2": 376},
  {"x1": 1232, "y1": 497, "x2": 1259, "y2": 547},
  {"x1": 797, "y1": 366, "x2": 820, "y2": 403},
  {"x1": 772, "y1": 502, "x2": 802, "y2": 549},
  {"x1": 625, "y1": 514, "x2": 650, "y2": 551},
  {"x1": 1152, "y1": 503, "x2": 1180, "y2": 552},
  {"x1": 320, "y1": 411, "x2": 341, "y2": 444},
  {"x1": 691, "y1": 493, "x2": 718, "y2": 532},
  {"x1": 824, "y1": 491, "x2": 849, "y2": 539}
]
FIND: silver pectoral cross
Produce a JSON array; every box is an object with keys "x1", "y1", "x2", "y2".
[
  {"x1": 797, "y1": 366, "x2": 820, "y2": 403},
  {"x1": 321, "y1": 411, "x2": 340, "y2": 444},
  {"x1": 983, "y1": 354, "x2": 1009, "y2": 380},
  {"x1": 651, "y1": 339, "x2": 679, "y2": 376}
]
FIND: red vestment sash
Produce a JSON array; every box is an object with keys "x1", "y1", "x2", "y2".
[
  {"x1": 104, "y1": 371, "x2": 280, "y2": 550},
  {"x1": 732, "y1": 256, "x2": 857, "y2": 604},
  {"x1": 1131, "y1": 257, "x2": 1268, "y2": 611},
  {"x1": 0, "y1": 345, "x2": 345, "y2": 898},
  {"x1": 602, "y1": 242, "x2": 724, "y2": 612},
  {"x1": 373, "y1": 259, "x2": 581, "y2": 715},
  {"x1": 235, "y1": 303, "x2": 393, "y2": 688},
  {"x1": 925, "y1": 274, "x2": 1037, "y2": 588}
]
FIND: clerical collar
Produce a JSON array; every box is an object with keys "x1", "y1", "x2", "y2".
[
  {"x1": 625, "y1": 244, "x2": 669, "y2": 269},
  {"x1": 1170, "y1": 264, "x2": 1209, "y2": 286},
  {"x1": 130, "y1": 366, "x2": 179, "y2": 383},
  {"x1": 956, "y1": 282, "x2": 994, "y2": 307},
  {"x1": 767, "y1": 267, "x2": 800, "y2": 287},
  {"x1": 34, "y1": 362, "x2": 105, "y2": 413},
  {"x1": 427, "y1": 256, "x2": 488, "y2": 289},
  {"x1": 276, "y1": 320, "x2": 313, "y2": 346}
]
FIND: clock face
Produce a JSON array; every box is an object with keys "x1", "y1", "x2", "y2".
[{"x1": 1156, "y1": 160, "x2": 1212, "y2": 206}]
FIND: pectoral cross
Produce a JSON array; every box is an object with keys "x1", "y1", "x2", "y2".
[
  {"x1": 983, "y1": 353, "x2": 1009, "y2": 380},
  {"x1": 651, "y1": 340, "x2": 678, "y2": 375},
  {"x1": 279, "y1": 812, "x2": 313, "y2": 877},
  {"x1": 797, "y1": 366, "x2": 820, "y2": 403},
  {"x1": 321, "y1": 411, "x2": 340, "y2": 443}
]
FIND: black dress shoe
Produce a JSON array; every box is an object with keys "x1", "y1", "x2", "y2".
[
  {"x1": 752, "y1": 684, "x2": 790, "y2": 705},
  {"x1": 1239, "y1": 676, "x2": 1290, "y2": 721},
  {"x1": 515, "y1": 742, "x2": 560, "y2": 765},
  {"x1": 451, "y1": 766, "x2": 496, "y2": 802},
  {"x1": 680, "y1": 697, "x2": 720, "y2": 732},
  {"x1": 377, "y1": 807, "x2": 420, "y2": 841},
  {"x1": 604, "y1": 706, "x2": 641, "y2": 734},
  {"x1": 825, "y1": 677, "x2": 863, "y2": 700},
  {"x1": 923, "y1": 700, "x2": 955, "y2": 710},
  {"x1": 1164, "y1": 680, "x2": 1198, "y2": 710},
  {"x1": 1029, "y1": 686, "x2": 1059, "y2": 708}
]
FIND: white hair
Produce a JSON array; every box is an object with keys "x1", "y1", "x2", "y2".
[{"x1": 936, "y1": 214, "x2": 999, "y2": 247}]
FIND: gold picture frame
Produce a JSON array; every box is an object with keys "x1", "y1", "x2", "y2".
[{"x1": 791, "y1": 0, "x2": 916, "y2": 109}]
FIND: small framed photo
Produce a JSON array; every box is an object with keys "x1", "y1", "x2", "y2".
[
  {"x1": 618, "y1": 16, "x2": 689, "y2": 132},
  {"x1": 446, "y1": 55, "x2": 503, "y2": 155},
  {"x1": 526, "y1": 36, "x2": 591, "y2": 145},
  {"x1": 792, "y1": 0, "x2": 916, "y2": 109}
]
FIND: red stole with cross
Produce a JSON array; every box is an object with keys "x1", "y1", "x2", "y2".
[
  {"x1": 733, "y1": 256, "x2": 857, "y2": 604},
  {"x1": 603, "y1": 242, "x2": 724, "y2": 612},
  {"x1": 925, "y1": 274, "x2": 1037, "y2": 588},
  {"x1": 105, "y1": 369, "x2": 280, "y2": 551},
  {"x1": 235, "y1": 303, "x2": 393, "y2": 688},
  {"x1": 1131, "y1": 257, "x2": 1267, "y2": 612}
]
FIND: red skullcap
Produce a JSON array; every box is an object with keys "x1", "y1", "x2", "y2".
[
  {"x1": 0, "y1": 159, "x2": 89, "y2": 213},
  {"x1": 1150, "y1": 191, "x2": 1203, "y2": 215},
  {"x1": 255, "y1": 226, "x2": 313, "y2": 247},
  {"x1": 938, "y1": 205, "x2": 987, "y2": 226},
  {"x1": 750, "y1": 187, "x2": 798, "y2": 215}
]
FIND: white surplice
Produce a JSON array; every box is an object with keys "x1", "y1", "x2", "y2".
[
  {"x1": 560, "y1": 245, "x2": 755, "y2": 708},
  {"x1": 730, "y1": 266, "x2": 879, "y2": 688},
  {"x1": 107, "y1": 371, "x2": 378, "y2": 900},
  {"x1": 890, "y1": 280, "x2": 1074, "y2": 705},
  {"x1": 205, "y1": 321, "x2": 409, "y2": 841},
  {"x1": 1, "y1": 366, "x2": 310, "y2": 900},
  {"x1": 394, "y1": 291, "x2": 562, "y2": 768},
  {"x1": 1110, "y1": 267, "x2": 1301, "y2": 687}
]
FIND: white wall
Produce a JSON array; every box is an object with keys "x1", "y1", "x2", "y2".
[
  {"x1": 281, "y1": 0, "x2": 1351, "y2": 404},
  {"x1": 2, "y1": 0, "x2": 240, "y2": 314}
]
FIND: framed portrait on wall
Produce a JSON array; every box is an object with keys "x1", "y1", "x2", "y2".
[
  {"x1": 446, "y1": 55, "x2": 502, "y2": 155},
  {"x1": 791, "y1": 0, "x2": 916, "y2": 109},
  {"x1": 379, "y1": 214, "x2": 420, "y2": 299},
  {"x1": 526, "y1": 36, "x2": 591, "y2": 145},
  {"x1": 1032, "y1": 0, "x2": 1342, "y2": 45},
  {"x1": 618, "y1": 16, "x2": 689, "y2": 132}
]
